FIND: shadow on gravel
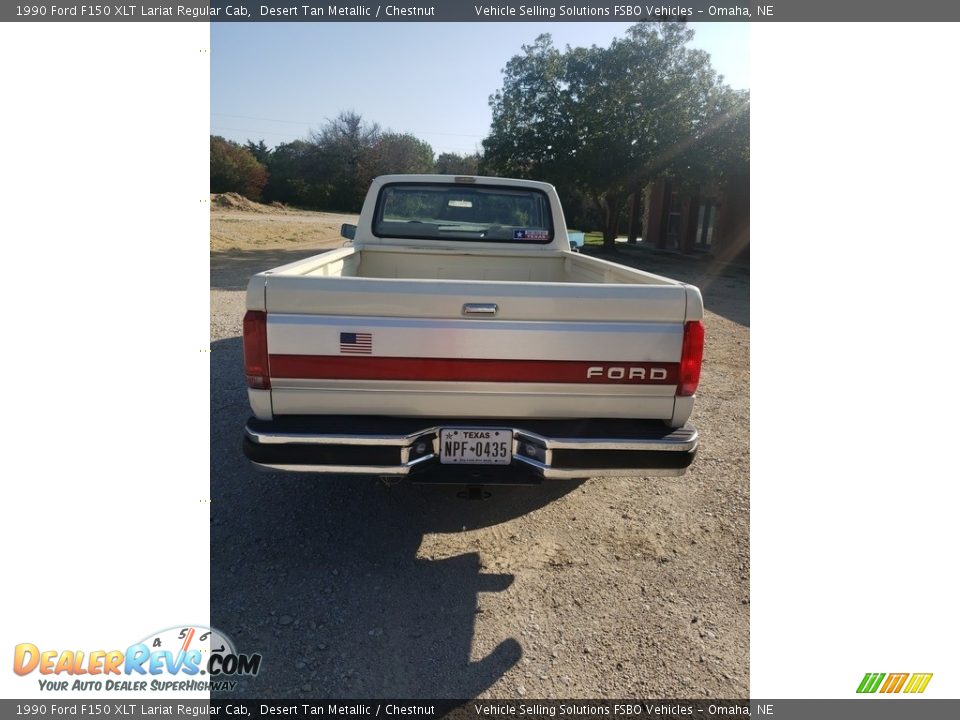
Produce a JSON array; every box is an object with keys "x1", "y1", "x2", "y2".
[{"x1": 210, "y1": 336, "x2": 582, "y2": 698}]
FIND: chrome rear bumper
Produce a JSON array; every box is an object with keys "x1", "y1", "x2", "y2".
[{"x1": 243, "y1": 416, "x2": 698, "y2": 482}]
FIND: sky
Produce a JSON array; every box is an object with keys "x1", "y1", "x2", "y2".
[{"x1": 211, "y1": 22, "x2": 749, "y2": 157}]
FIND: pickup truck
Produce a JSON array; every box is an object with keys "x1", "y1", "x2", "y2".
[{"x1": 242, "y1": 175, "x2": 704, "y2": 484}]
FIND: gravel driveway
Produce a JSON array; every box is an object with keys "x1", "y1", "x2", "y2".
[{"x1": 210, "y1": 232, "x2": 749, "y2": 699}]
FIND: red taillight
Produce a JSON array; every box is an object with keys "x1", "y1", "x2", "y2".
[
  {"x1": 678, "y1": 320, "x2": 704, "y2": 397},
  {"x1": 243, "y1": 310, "x2": 270, "y2": 390}
]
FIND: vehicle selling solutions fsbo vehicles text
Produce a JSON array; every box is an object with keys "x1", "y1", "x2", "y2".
[{"x1": 473, "y1": 5, "x2": 703, "y2": 18}]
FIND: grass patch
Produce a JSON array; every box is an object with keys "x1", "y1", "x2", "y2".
[{"x1": 567, "y1": 229, "x2": 604, "y2": 246}]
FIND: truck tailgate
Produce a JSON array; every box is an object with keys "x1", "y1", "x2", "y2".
[
  {"x1": 258, "y1": 273, "x2": 690, "y2": 322},
  {"x1": 249, "y1": 275, "x2": 700, "y2": 422}
]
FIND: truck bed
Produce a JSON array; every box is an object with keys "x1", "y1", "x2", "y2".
[
  {"x1": 254, "y1": 246, "x2": 696, "y2": 324},
  {"x1": 291, "y1": 246, "x2": 679, "y2": 285}
]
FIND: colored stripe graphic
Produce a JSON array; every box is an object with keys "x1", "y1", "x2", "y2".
[
  {"x1": 904, "y1": 673, "x2": 933, "y2": 694},
  {"x1": 269, "y1": 356, "x2": 680, "y2": 385},
  {"x1": 856, "y1": 673, "x2": 885, "y2": 693},
  {"x1": 857, "y1": 672, "x2": 932, "y2": 694},
  {"x1": 880, "y1": 673, "x2": 908, "y2": 693}
]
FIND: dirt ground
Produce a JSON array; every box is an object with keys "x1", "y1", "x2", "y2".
[
  {"x1": 210, "y1": 202, "x2": 749, "y2": 699},
  {"x1": 210, "y1": 192, "x2": 358, "y2": 252}
]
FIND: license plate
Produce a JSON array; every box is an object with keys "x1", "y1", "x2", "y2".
[{"x1": 440, "y1": 428, "x2": 513, "y2": 465}]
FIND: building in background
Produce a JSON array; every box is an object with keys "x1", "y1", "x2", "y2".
[{"x1": 643, "y1": 174, "x2": 749, "y2": 264}]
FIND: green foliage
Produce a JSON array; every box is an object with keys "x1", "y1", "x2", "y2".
[
  {"x1": 210, "y1": 136, "x2": 268, "y2": 201},
  {"x1": 245, "y1": 112, "x2": 438, "y2": 212},
  {"x1": 482, "y1": 23, "x2": 750, "y2": 246},
  {"x1": 260, "y1": 140, "x2": 317, "y2": 206},
  {"x1": 361, "y1": 132, "x2": 436, "y2": 189},
  {"x1": 244, "y1": 139, "x2": 271, "y2": 165},
  {"x1": 304, "y1": 111, "x2": 382, "y2": 211},
  {"x1": 435, "y1": 152, "x2": 480, "y2": 175}
]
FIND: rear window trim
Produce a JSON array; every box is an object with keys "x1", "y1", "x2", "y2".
[{"x1": 371, "y1": 181, "x2": 555, "y2": 244}]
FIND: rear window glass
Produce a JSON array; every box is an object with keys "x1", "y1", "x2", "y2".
[{"x1": 373, "y1": 184, "x2": 553, "y2": 243}]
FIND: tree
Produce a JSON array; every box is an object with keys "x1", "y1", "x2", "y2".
[
  {"x1": 308, "y1": 111, "x2": 382, "y2": 211},
  {"x1": 483, "y1": 24, "x2": 749, "y2": 249},
  {"x1": 210, "y1": 136, "x2": 268, "y2": 200},
  {"x1": 436, "y1": 152, "x2": 480, "y2": 175},
  {"x1": 261, "y1": 139, "x2": 315, "y2": 206},
  {"x1": 481, "y1": 34, "x2": 568, "y2": 181},
  {"x1": 360, "y1": 133, "x2": 435, "y2": 188},
  {"x1": 301, "y1": 114, "x2": 437, "y2": 211},
  {"x1": 244, "y1": 139, "x2": 271, "y2": 165}
]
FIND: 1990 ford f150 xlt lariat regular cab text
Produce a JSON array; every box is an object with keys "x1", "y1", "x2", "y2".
[{"x1": 242, "y1": 175, "x2": 704, "y2": 483}]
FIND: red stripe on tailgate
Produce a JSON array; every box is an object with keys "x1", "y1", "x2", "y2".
[{"x1": 270, "y1": 355, "x2": 679, "y2": 384}]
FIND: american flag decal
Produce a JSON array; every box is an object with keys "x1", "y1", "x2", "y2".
[{"x1": 340, "y1": 332, "x2": 372, "y2": 354}]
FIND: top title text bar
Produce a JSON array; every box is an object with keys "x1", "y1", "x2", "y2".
[{"x1": 6, "y1": 1, "x2": 960, "y2": 22}]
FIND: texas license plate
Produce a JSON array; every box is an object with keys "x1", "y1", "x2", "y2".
[{"x1": 439, "y1": 428, "x2": 512, "y2": 465}]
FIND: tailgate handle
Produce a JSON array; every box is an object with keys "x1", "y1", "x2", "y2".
[{"x1": 462, "y1": 303, "x2": 498, "y2": 316}]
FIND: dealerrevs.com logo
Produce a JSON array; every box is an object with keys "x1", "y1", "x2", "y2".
[
  {"x1": 857, "y1": 672, "x2": 933, "y2": 694},
  {"x1": 13, "y1": 625, "x2": 261, "y2": 693}
]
